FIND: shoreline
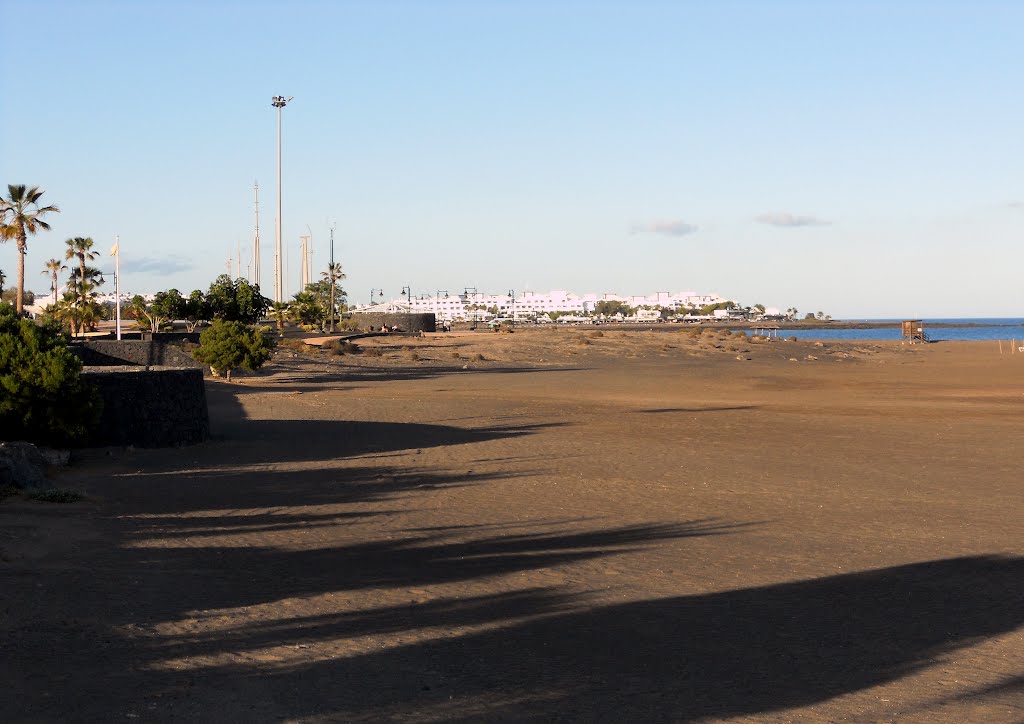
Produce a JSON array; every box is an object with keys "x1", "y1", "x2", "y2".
[{"x1": 465, "y1": 320, "x2": 1021, "y2": 333}]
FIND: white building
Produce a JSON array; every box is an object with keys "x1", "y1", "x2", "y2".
[{"x1": 355, "y1": 289, "x2": 728, "y2": 323}]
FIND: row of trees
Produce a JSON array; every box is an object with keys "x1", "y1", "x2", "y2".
[
  {"x1": 130, "y1": 275, "x2": 271, "y2": 333},
  {"x1": 134, "y1": 266, "x2": 348, "y2": 335},
  {"x1": 0, "y1": 183, "x2": 349, "y2": 335},
  {"x1": 48, "y1": 237, "x2": 107, "y2": 334},
  {"x1": 0, "y1": 186, "x2": 107, "y2": 332}
]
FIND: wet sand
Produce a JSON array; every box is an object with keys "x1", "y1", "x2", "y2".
[{"x1": 3, "y1": 329, "x2": 1023, "y2": 721}]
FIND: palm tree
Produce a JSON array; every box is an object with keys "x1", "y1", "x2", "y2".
[
  {"x1": 64, "y1": 237, "x2": 99, "y2": 322},
  {"x1": 271, "y1": 301, "x2": 289, "y2": 336},
  {"x1": 42, "y1": 258, "x2": 67, "y2": 306},
  {"x1": 321, "y1": 262, "x2": 345, "y2": 333},
  {"x1": 0, "y1": 185, "x2": 60, "y2": 315},
  {"x1": 65, "y1": 265, "x2": 104, "y2": 334},
  {"x1": 64, "y1": 237, "x2": 99, "y2": 283}
]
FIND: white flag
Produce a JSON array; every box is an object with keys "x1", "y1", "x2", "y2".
[{"x1": 110, "y1": 241, "x2": 119, "y2": 256}]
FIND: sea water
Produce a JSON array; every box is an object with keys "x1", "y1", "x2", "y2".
[{"x1": 783, "y1": 319, "x2": 1024, "y2": 342}]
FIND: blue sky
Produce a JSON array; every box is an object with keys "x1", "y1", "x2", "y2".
[{"x1": 2, "y1": 0, "x2": 1021, "y2": 317}]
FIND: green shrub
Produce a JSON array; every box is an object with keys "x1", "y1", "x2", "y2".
[
  {"x1": 193, "y1": 320, "x2": 274, "y2": 381},
  {"x1": 330, "y1": 340, "x2": 360, "y2": 355},
  {"x1": 27, "y1": 488, "x2": 86, "y2": 503},
  {"x1": 0, "y1": 303, "x2": 102, "y2": 446}
]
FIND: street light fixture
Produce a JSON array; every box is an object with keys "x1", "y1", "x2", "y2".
[
  {"x1": 370, "y1": 288, "x2": 383, "y2": 306},
  {"x1": 272, "y1": 94, "x2": 293, "y2": 303}
]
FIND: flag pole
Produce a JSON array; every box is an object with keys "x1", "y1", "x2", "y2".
[{"x1": 113, "y1": 236, "x2": 121, "y2": 340}]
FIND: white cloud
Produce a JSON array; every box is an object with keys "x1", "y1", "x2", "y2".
[
  {"x1": 755, "y1": 212, "x2": 830, "y2": 228},
  {"x1": 631, "y1": 220, "x2": 699, "y2": 237}
]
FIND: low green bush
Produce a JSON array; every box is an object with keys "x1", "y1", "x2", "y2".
[
  {"x1": 0, "y1": 303, "x2": 102, "y2": 446},
  {"x1": 193, "y1": 320, "x2": 274, "y2": 381}
]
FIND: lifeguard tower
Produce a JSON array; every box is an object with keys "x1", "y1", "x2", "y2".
[{"x1": 901, "y1": 320, "x2": 927, "y2": 343}]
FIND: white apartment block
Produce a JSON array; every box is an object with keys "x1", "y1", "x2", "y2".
[{"x1": 357, "y1": 289, "x2": 726, "y2": 322}]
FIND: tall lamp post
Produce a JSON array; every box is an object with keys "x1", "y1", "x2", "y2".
[
  {"x1": 508, "y1": 289, "x2": 515, "y2": 327},
  {"x1": 272, "y1": 95, "x2": 293, "y2": 303}
]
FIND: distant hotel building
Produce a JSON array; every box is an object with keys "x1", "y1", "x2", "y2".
[{"x1": 357, "y1": 289, "x2": 725, "y2": 323}]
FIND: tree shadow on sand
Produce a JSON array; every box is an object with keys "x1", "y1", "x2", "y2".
[
  {"x1": 195, "y1": 383, "x2": 573, "y2": 466},
  {"x1": 4, "y1": 515, "x2": 753, "y2": 721},
  {"x1": 13, "y1": 383, "x2": 1022, "y2": 720},
  {"x1": 230, "y1": 358, "x2": 586, "y2": 393},
  {"x1": 135, "y1": 554, "x2": 1024, "y2": 721}
]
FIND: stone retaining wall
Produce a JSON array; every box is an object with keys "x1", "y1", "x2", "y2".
[
  {"x1": 349, "y1": 312, "x2": 436, "y2": 333},
  {"x1": 83, "y1": 368, "x2": 209, "y2": 447},
  {"x1": 71, "y1": 340, "x2": 203, "y2": 369}
]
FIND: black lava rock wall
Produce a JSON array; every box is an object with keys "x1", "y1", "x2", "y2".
[
  {"x1": 83, "y1": 368, "x2": 209, "y2": 447},
  {"x1": 349, "y1": 312, "x2": 436, "y2": 333}
]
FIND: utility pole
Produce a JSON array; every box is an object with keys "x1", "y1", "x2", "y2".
[
  {"x1": 299, "y1": 233, "x2": 311, "y2": 288},
  {"x1": 253, "y1": 181, "x2": 261, "y2": 286},
  {"x1": 272, "y1": 95, "x2": 293, "y2": 303},
  {"x1": 305, "y1": 224, "x2": 313, "y2": 288},
  {"x1": 329, "y1": 222, "x2": 335, "y2": 267}
]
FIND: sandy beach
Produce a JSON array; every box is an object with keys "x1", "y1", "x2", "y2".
[{"x1": 3, "y1": 328, "x2": 1022, "y2": 721}]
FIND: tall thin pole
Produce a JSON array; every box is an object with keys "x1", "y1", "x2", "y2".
[
  {"x1": 306, "y1": 224, "x2": 313, "y2": 287},
  {"x1": 272, "y1": 95, "x2": 292, "y2": 303},
  {"x1": 253, "y1": 181, "x2": 261, "y2": 286},
  {"x1": 114, "y1": 235, "x2": 121, "y2": 341},
  {"x1": 276, "y1": 102, "x2": 283, "y2": 302},
  {"x1": 299, "y1": 233, "x2": 311, "y2": 288}
]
